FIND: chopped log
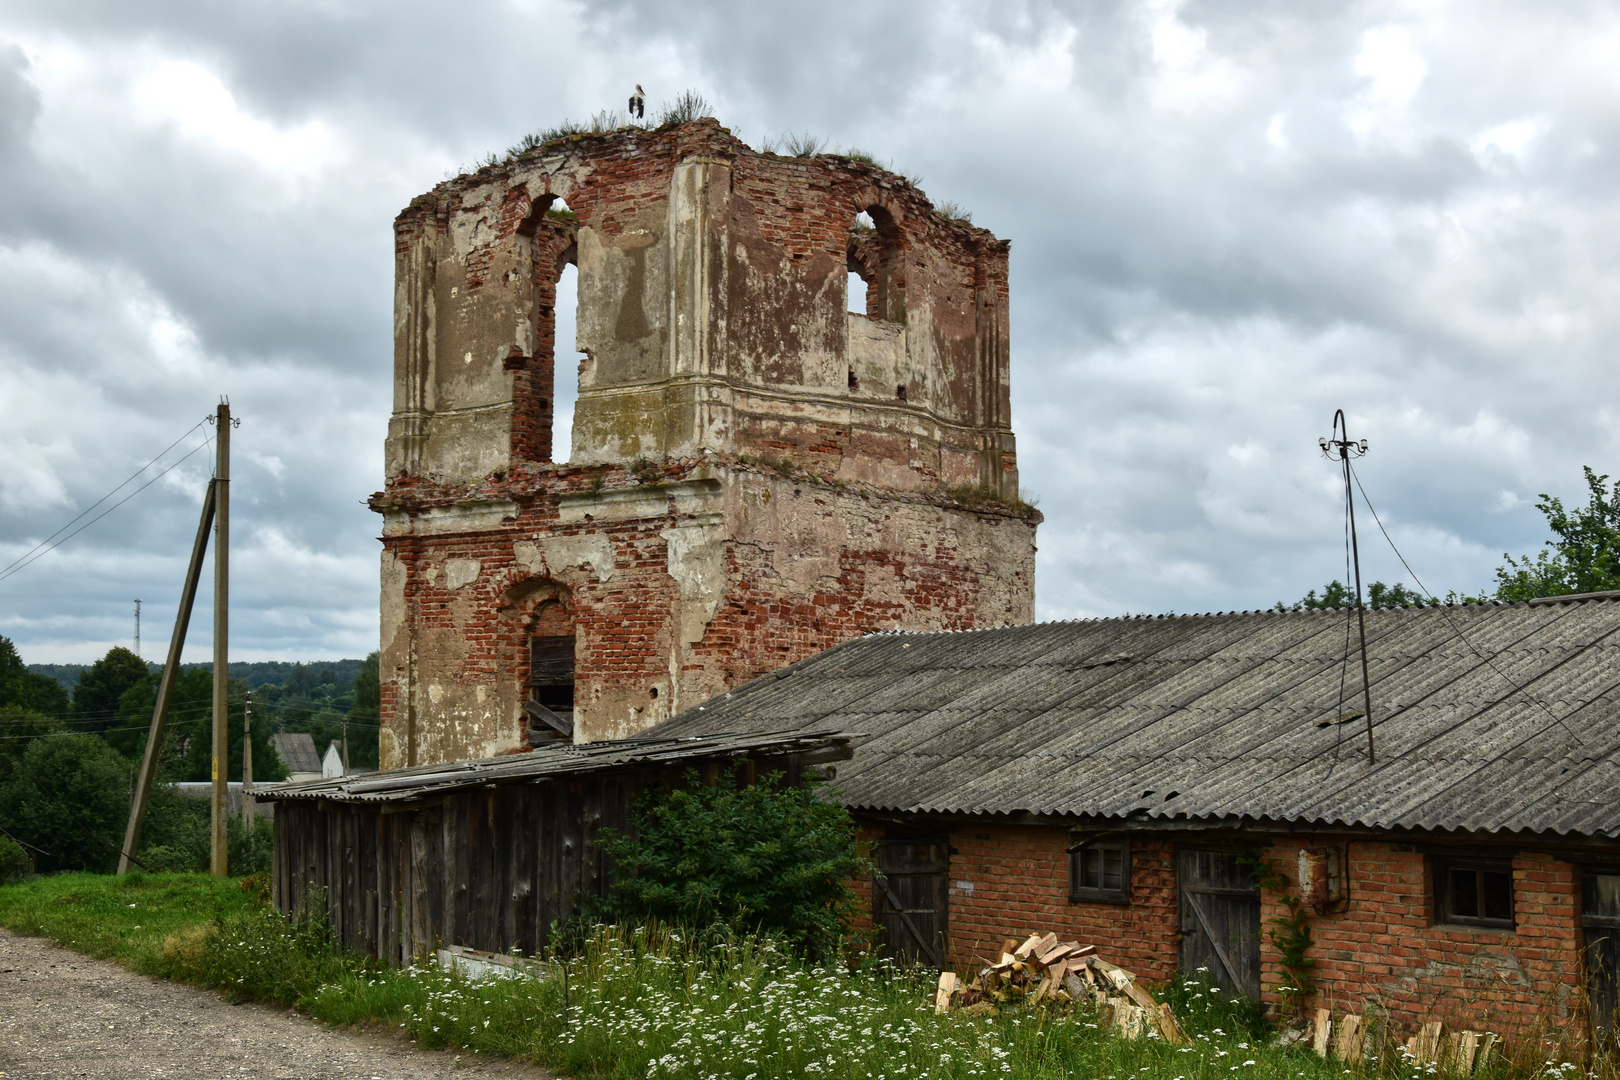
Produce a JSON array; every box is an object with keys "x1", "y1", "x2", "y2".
[
  {"x1": 1119, "y1": 977, "x2": 1160, "y2": 1014},
  {"x1": 1475, "y1": 1033, "x2": 1498, "y2": 1072},
  {"x1": 1036, "y1": 939, "x2": 1083, "y2": 965},
  {"x1": 1312, "y1": 1008, "x2": 1332, "y2": 1057},
  {"x1": 1410, "y1": 1020, "x2": 1445, "y2": 1065},
  {"x1": 1333, "y1": 1013, "x2": 1364, "y2": 1064},
  {"x1": 1275, "y1": 1016, "x2": 1310, "y2": 1049},
  {"x1": 1157, "y1": 1002, "x2": 1188, "y2": 1044},
  {"x1": 1115, "y1": 1002, "x2": 1151, "y2": 1039},
  {"x1": 935, "y1": 971, "x2": 959, "y2": 1014},
  {"x1": 1449, "y1": 1030, "x2": 1476, "y2": 1074},
  {"x1": 1014, "y1": 932, "x2": 1051, "y2": 959},
  {"x1": 1100, "y1": 967, "x2": 1135, "y2": 993}
]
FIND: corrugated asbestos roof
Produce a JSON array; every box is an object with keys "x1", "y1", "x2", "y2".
[
  {"x1": 255, "y1": 731, "x2": 849, "y2": 805},
  {"x1": 650, "y1": 600, "x2": 1620, "y2": 840},
  {"x1": 271, "y1": 732, "x2": 322, "y2": 774}
]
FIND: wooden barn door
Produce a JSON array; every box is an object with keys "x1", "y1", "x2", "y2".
[
  {"x1": 1178, "y1": 849, "x2": 1261, "y2": 999},
  {"x1": 872, "y1": 838, "x2": 949, "y2": 969},
  {"x1": 1584, "y1": 872, "x2": 1620, "y2": 1042}
]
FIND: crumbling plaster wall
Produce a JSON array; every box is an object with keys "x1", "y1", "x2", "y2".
[
  {"x1": 374, "y1": 460, "x2": 1036, "y2": 767},
  {"x1": 387, "y1": 118, "x2": 1018, "y2": 499}
]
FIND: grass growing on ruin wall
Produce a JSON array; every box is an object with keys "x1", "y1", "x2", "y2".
[{"x1": 0, "y1": 873, "x2": 1568, "y2": 1080}]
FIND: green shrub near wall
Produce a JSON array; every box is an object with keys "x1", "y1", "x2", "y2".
[{"x1": 592, "y1": 765, "x2": 869, "y2": 959}]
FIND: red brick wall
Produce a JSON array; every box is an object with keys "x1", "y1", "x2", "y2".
[
  {"x1": 374, "y1": 458, "x2": 1036, "y2": 764},
  {"x1": 878, "y1": 824, "x2": 1588, "y2": 1046},
  {"x1": 1261, "y1": 840, "x2": 1584, "y2": 1042},
  {"x1": 945, "y1": 825, "x2": 1180, "y2": 976}
]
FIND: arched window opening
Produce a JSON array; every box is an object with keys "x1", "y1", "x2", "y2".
[
  {"x1": 847, "y1": 204, "x2": 905, "y2": 324},
  {"x1": 511, "y1": 193, "x2": 580, "y2": 464},
  {"x1": 552, "y1": 263, "x2": 585, "y2": 463},
  {"x1": 526, "y1": 599, "x2": 575, "y2": 746}
]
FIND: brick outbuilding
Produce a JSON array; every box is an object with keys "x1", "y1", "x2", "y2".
[{"x1": 651, "y1": 597, "x2": 1620, "y2": 1045}]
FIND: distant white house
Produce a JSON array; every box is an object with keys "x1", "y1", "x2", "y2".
[{"x1": 321, "y1": 741, "x2": 345, "y2": 779}]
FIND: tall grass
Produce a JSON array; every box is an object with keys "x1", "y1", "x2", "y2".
[
  {"x1": 130, "y1": 905, "x2": 1499, "y2": 1080},
  {"x1": 0, "y1": 875, "x2": 1593, "y2": 1080}
]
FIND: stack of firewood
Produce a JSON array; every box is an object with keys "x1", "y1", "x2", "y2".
[
  {"x1": 933, "y1": 931, "x2": 1186, "y2": 1042},
  {"x1": 1280, "y1": 1009, "x2": 1496, "y2": 1073}
]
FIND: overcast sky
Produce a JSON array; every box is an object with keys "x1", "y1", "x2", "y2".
[{"x1": 1, "y1": 0, "x2": 1617, "y2": 664}]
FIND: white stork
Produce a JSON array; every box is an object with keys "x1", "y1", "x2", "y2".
[{"x1": 628, "y1": 84, "x2": 645, "y2": 120}]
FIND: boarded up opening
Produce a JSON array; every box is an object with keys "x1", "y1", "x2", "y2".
[
  {"x1": 1178, "y1": 848, "x2": 1261, "y2": 999},
  {"x1": 528, "y1": 634, "x2": 575, "y2": 743},
  {"x1": 872, "y1": 836, "x2": 949, "y2": 969},
  {"x1": 1585, "y1": 871, "x2": 1620, "y2": 1042}
]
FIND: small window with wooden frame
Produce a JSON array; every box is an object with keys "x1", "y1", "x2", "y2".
[
  {"x1": 1433, "y1": 855, "x2": 1515, "y2": 929},
  {"x1": 1069, "y1": 838, "x2": 1131, "y2": 904}
]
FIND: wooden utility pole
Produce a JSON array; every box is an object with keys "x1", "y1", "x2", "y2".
[
  {"x1": 242, "y1": 691, "x2": 254, "y2": 825},
  {"x1": 211, "y1": 400, "x2": 231, "y2": 877},
  {"x1": 118, "y1": 482, "x2": 215, "y2": 874}
]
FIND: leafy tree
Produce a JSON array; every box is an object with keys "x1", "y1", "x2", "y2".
[
  {"x1": 0, "y1": 733, "x2": 131, "y2": 873},
  {"x1": 72, "y1": 646, "x2": 150, "y2": 733},
  {"x1": 0, "y1": 636, "x2": 69, "y2": 715},
  {"x1": 1494, "y1": 467, "x2": 1620, "y2": 601},
  {"x1": 1277, "y1": 579, "x2": 1435, "y2": 611},
  {"x1": 104, "y1": 668, "x2": 286, "y2": 783},
  {"x1": 0, "y1": 705, "x2": 64, "y2": 786},
  {"x1": 344, "y1": 651, "x2": 381, "y2": 770},
  {"x1": 595, "y1": 764, "x2": 869, "y2": 959}
]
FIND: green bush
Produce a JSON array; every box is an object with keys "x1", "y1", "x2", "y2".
[
  {"x1": 0, "y1": 834, "x2": 28, "y2": 882},
  {"x1": 147, "y1": 899, "x2": 356, "y2": 1005},
  {"x1": 594, "y1": 764, "x2": 868, "y2": 958},
  {"x1": 135, "y1": 786, "x2": 275, "y2": 874},
  {"x1": 229, "y1": 812, "x2": 274, "y2": 876}
]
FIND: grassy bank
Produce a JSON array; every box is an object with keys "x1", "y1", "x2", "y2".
[
  {"x1": 0, "y1": 874, "x2": 1534, "y2": 1080},
  {"x1": 0, "y1": 871, "x2": 262, "y2": 964}
]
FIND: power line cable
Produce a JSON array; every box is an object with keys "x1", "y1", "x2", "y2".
[
  {"x1": 1347, "y1": 462, "x2": 1596, "y2": 753},
  {"x1": 0, "y1": 428, "x2": 214, "y2": 585},
  {"x1": 9, "y1": 688, "x2": 379, "y2": 724},
  {"x1": 0, "y1": 421, "x2": 206, "y2": 579}
]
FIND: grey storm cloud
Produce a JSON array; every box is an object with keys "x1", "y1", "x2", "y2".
[{"x1": 1, "y1": 0, "x2": 1618, "y2": 662}]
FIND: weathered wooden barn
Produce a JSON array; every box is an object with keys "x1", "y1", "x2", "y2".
[
  {"x1": 260, "y1": 731, "x2": 848, "y2": 962},
  {"x1": 651, "y1": 595, "x2": 1620, "y2": 1042}
]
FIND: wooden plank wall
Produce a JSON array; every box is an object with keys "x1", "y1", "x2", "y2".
[{"x1": 270, "y1": 764, "x2": 665, "y2": 961}]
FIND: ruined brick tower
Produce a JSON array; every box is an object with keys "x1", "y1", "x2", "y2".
[{"x1": 372, "y1": 118, "x2": 1038, "y2": 768}]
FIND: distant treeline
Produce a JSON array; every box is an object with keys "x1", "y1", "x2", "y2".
[{"x1": 29, "y1": 658, "x2": 367, "y2": 694}]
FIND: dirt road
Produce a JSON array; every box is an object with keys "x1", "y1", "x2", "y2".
[{"x1": 0, "y1": 929, "x2": 554, "y2": 1080}]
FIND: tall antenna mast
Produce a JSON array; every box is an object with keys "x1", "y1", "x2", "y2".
[
  {"x1": 133, "y1": 599, "x2": 141, "y2": 658},
  {"x1": 1319, "y1": 410, "x2": 1375, "y2": 763}
]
